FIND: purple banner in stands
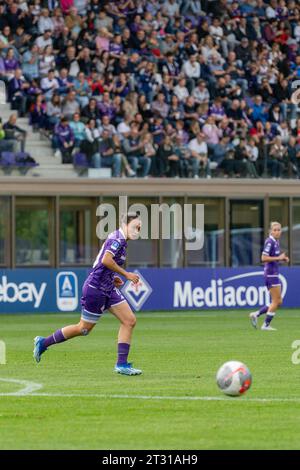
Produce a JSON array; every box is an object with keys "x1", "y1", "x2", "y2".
[{"x1": 0, "y1": 267, "x2": 298, "y2": 313}]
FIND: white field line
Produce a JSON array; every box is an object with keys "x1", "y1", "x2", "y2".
[
  {"x1": 26, "y1": 393, "x2": 300, "y2": 403},
  {"x1": 0, "y1": 378, "x2": 43, "y2": 396},
  {"x1": 2, "y1": 388, "x2": 300, "y2": 403},
  {"x1": 1, "y1": 377, "x2": 300, "y2": 403}
]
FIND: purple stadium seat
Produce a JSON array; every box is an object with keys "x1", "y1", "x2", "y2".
[
  {"x1": 0, "y1": 151, "x2": 16, "y2": 175},
  {"x1": 15, "y1": 152, "x2": 38, "y2": 167},
  {"x1": 1, "y1": 152, "x2": 16, "y2": 166},
  {"x1": 73, "y1": 152, "x2": 88, "y2": 168}
]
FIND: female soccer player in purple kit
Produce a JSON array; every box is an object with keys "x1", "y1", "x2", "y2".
[
  {"x1": 34, "y1": 212, "x2": 143, "y2": 375},
  {"x1": 249, "y1": 221, "x2": 289, "y2": 331}
]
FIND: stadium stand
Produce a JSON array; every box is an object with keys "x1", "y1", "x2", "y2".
[{"x1": 0, "y1": 0, "x2": 300, "y2": 179}]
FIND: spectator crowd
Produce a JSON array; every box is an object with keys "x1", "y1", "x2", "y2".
[{"x1": 1, "y1": 0, "x2": 300, "y2": 178}]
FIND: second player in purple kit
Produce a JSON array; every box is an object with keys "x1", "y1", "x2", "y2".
[
  {"x1": 249, "y1": 221, "x2": 289, "y2": 331},
  {"x1": 33, "y1": 212, "x2": 143, "y2": 375}
]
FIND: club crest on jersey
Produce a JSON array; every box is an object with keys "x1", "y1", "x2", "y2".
[{"x1": 122, "y1": 270, "x2": 152, "y2": 311}]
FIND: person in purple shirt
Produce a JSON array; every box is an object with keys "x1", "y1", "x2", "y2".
[
  {"x1": 34, "y1": 212, "x2": 143, "y2": 375},
  {"x1": 249, "y1": 221, "x2": 289, "y2": 331}
]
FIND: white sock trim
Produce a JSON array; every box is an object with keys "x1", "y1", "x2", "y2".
[{"x1": 266, "y1": 312, "x2": 275, "y2": 317}]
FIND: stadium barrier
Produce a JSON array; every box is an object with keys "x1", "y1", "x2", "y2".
[{"x1": 0, "y1": 267, "x2": 298, "y2": 313}]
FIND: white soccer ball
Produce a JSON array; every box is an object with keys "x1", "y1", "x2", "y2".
[{"x1": 216, "y1": 361, "x2": 252, "y2": 397}]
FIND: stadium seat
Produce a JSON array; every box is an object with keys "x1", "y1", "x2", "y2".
[
  {"x1": 15, "y1": 152, "x2": 39, "y2": 175},
  {"x1": 0, "y1": 152, "x2": 16, "y2": 174},
  {"x1": 73, "y1": 152, "x2": 89, "y2": 176}
]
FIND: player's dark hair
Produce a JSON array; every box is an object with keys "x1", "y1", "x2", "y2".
[{"x1": 121, "y1": 212, "x2": 140, "y2": 225}]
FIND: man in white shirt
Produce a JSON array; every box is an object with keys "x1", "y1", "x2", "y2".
[
  {"x1": 41, "y1": 69, "x2": 59, "y2": 100},
  {"x1": 163, "y1": 0, "x2": 180, "y2": 17},
  {"x1": 188, "y1": 132, "x2": 210, "y2": 178},
  {"x1": 192, "y1": 80, "x2": 210, "y2": 104},
  {"x1": 98, "y1": 115, "x2": 117, "y2": 138},
  {"x1": 35, "y1": 30, "x2": 53, "y2": 52},
  {"x1": 117, "y1": 115, "x2": 132, "y2": 140},
  {"x1": 38, "y1": 9, "x2": 54, "y2": 34},
  {"x1": 266, "y1": 0, "x2": 277, "y2": 18},
  {"x1": 174, "y1": 78, "x2": 190, "y2": 102},
  {"x1": 182, "y1": 55, "x2": 201, "y2": 92}
]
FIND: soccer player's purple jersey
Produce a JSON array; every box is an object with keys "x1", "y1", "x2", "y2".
[
  {"x1": 86, "y1": 228, "x2": 127, "y2": 292},
  {"x1": 262, "y1": 235, "x2": 280, "y2": 276}
]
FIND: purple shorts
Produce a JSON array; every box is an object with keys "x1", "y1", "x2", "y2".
[
  {"x1": 80, "y1": 282, "x2": 126, "y2": 323},
  {"x1": 265, "y1": 275, "x2": 281, "y2": 290}
]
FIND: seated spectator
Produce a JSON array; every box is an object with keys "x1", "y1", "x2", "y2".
[
  {"x1": 209, "y1": 97, "x2": 226, "y2": 122},
  {"x1": 35, "y1": 30, "x2": 53, "y2": 53},
  {"x1": 39, "y1": 45, "x2": 55, "y2": 77},
  {"x1": 122, "y1": 126, "x2": 151, "y2": 177},
  {"x1": 268, "y1": 136, "x2": 287, "y2": 178},
  {"x1": 29, "y1": 94, "x2": 47, "y2": 131},
  {"x1": 202, "y1": 116, "x2": 223, "y2": 149},
  {"x1": 98, "y1": 115, "x2": 116, "y2": 138},
  {"x1": 111, "y1": 134, "x2": 136, "y2": 177},
  {"x1": 56, "y1": 68, "x2": 75, "y2": 96},
  {"x1": 3, "y1": 48, "x2": 19, "y2": 81},
  {"x1": 73, "y1": 71, "x2": 91, "y2": 108},
  {"x1": 98, "y1": 129, "x2": 122, "y2": 176},
  {"x1": 173, "y1": 78, "x2": 189, "y2": 103},
  {"x1": 81, "y1": 98, "x2": 101, "y2": 125},
  {"x1": 38, "y1": 8, "x2": 54, "y2": 34},
  {"x1": 7, "y1": 68, "x2": 29, "y2": 116},
  {"x1": 46, "y1": 94, "x2": 62, "y2": 131},
  {"x1": 41, "y1": 69, "x2": 59, "y2": 100},
  {"x1": 249, "y1": 95, "x2": 269, "y2": 124},
  {"x1": 22, "y1": 44, "x2": 39, "y2": 82},
  {"x1": 0, "y1": 118, "x2": 15, "y2": 152},
  {"x1": 70, "y1": 112, "x2": 86, "y2": 148},
  {"x1": 151, "y1": 93, "x2": 170, "y2": 120},
  {"x1": 188, "y1": 132, "x2": 210, "y2": 178},
  {"x1": 193, "y1": 80, "x2": 210, "y2": 105},
  {"x1": 117, "y1": 114, "x2": 132, "y2": 140},
  {"x1": 3, "y1": 113, "x2": 27, "y2": 152},
  {"x1": 53, "y1": 116, "x2": 75, "y2": 163},
  {"x1": 182, "y1": 54, "x2": 201, "y2": 93},
  {"x1": 80, "y1": 118, "x2": 101, "y2": 168},
  {"x1": 61, "y1": 90, "x2": 80, "y2": 120},
  {"x1": 154, "y1": 135, "x2": 180, "y2": 177}
]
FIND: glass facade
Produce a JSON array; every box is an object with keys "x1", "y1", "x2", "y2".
[
  {"x1": 230, "y1": 200, "x2": 264, "y2": 267},
  {"x1": 0, "y1": 195, "x2": 298, "y2": 267},
  {"x1": 0, "y1": 197, "x2": 9, "y2": 265},
  {"x1": 127, "y1": 197, "x2": 159, "y2": 267},
  {"x1": 186, "y1": 198, "x2": 224, "y2": 267},
  {"x1": 60, "y1": 197, "x2": 96, "y2": 265},
  {"x1": 292, "y1": 199, "x2": 300, "y2": 264},
  {"x1": 269, "y1": 198, "x2": 289, "y2": 253},
  {"x1": 15, "y1": 197, "x2": 52, "y2": 266},
  {"x1": 161, "y1": 197, "x2": 184, "y2": 268}
]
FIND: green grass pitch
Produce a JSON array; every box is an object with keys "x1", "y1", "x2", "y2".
[{"x1": 0, "y1": 309, "x2": 300, "y2": 449}]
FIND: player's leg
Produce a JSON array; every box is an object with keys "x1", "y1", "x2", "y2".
[
  {"x1": 249, "y1": 305, "x2": 269, "y2": 328},
  {"x1": 108, "y1": 296, "x2": 142, "y2": 375},
  {"x1": 33, "y1": 284, "x2": 104, "y2": 362},
  {"x1": 33, "y1": 318, "x2": 98, "y2": 363},
  {"x1": 261, "y1": 285, "x2": 282, "y2": 331}
]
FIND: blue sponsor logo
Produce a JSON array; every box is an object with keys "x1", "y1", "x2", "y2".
[
  {"x1": 122, "y1": 270, "x2": 152, "y2": 311},
  {"x1": 56, "y1": 272, "x2": 78, "y2": 311}
]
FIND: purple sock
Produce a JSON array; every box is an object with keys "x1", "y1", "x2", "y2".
[
  {"x1": 257, "y1": 305, "x2": 268, "y2": 317},
  {"x1": 117, "y1": 343, "x2": 130, "y2": 365},
  {"x1": 264, "y1": 313, "x2": 275, "y2": 326},
  {"x1": 44, "y1": 329, "x2": 66, "y2": 348}
]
